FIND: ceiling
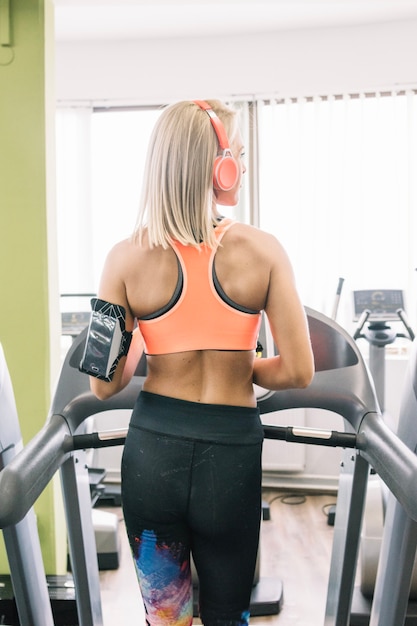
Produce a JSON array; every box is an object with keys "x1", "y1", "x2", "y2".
[{"x1": 54, "y1": 1, "x2": 417, "y2": 42}]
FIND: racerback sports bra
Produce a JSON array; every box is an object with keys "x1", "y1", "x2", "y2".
[{"x1": 138, "y1": 218, "x2": 262, "y2": 355}]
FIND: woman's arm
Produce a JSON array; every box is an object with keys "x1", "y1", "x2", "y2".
[
  {"x1": 252, "y1": 236, "x2": 314, "y2": 391},
  {"x1": 88, "y1": 242, "x2": 144, "y2": 400}
]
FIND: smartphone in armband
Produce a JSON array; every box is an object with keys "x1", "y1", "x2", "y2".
[{"x1": 79, "y1": 298, "x2": 132, "y2": 382}]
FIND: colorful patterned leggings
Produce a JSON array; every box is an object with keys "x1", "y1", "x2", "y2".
[{"x1": 121, "y1": 391, "x2": 264, "y2": 626}]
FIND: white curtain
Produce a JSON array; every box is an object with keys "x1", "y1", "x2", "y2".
[
  {"x1": 89, "y1": 107, "x2": 162, "y2": 281},
  {"x1": 56, "y1": 106, "x2": 161, "y2": 305},
  {"x1": 56, "y1": 107, "x2": 94, "y2": 297},
  {"x1": 258, "y1": 92, "x2": 417, "y2": 331}
]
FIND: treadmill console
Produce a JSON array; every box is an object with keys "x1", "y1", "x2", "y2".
[{"x1": 353, "y1": 289, "x2": 405, "y2": 322}]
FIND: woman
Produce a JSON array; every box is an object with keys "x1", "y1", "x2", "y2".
[{"x1": 89, "y1": 99, "x2": 314, "y2": 626}]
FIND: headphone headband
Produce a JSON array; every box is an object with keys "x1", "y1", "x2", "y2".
[
  {"x1": 193, "y1": 99, "x2": 239, "y2": 193},
  {"x1": 193, "y1": 100, "x2": 230, "y2": 152}
]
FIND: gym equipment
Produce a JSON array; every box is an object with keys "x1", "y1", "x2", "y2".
[
  {"x1": 257, "y1": 309, "x2": 417, "y2": 625},
  {"x1": 367, "y1": 335, "x2": 417, "y2": 626},
  {"x1": 61, "y1": 293, "x2": 94, "y2": 341},
  {"x1": 353, "y1": 290, "x2": 417, "y2": 626},
  {"x1": 91, "y1": 509, "x2": 120, "y2": 571},
  {"x1": 193, "y1": 100, "x2": 239, "y2": 191},
  {"x1": 61, "y1": 292, "x2": 122, "y2": 573},
  {"x1": 353, "y1": 289, "x2": 415, "y2": 413},
  {"x1": 2, "y1": 308, "x2": 417, "y2": 625},
  {"x1": 332, "y1": 277, "x2": 345, "y2": 321},
  {"x1": 3, "y1": 329, "x2": 283, "y2": 621},
  {"x1": 0, "y1": 343, "x2": 54, "y2": 626}
]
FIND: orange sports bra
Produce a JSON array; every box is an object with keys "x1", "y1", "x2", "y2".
[{"x1": 138, "y1": 218, "x2": 262, "y2": 355}]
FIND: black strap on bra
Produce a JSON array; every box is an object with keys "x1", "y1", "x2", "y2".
[
  {"x1": 212, "y1": 262, "x2": 259, "y2": 315},
  {"x1": 139, "y1": 257, "x2": 183, "y2": 320},
  {"x1": 139, "y1": 248, "x2": 260, "y2": 320}
]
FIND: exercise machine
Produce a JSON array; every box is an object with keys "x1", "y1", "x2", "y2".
[
  {"x1": 354, "y1": 332, "x2": 417, "y2": 626},
  {"x1": 61, "y1": 293, "x2": 122, "y2": 574},
  {"x1": 351, "y1": 289, "x2": 417, "y2": 623},
  {"x1": 0, "y1": 344, "x2": 54, "y2": 626},
  {"x1": 368, "y1": 334, "x2": 417, "y2": 626},
  {"x1": 1, "y1": 309, "x2": 417, "y2": 625},
  {"x1": 353, "y1": 289, "x2": 415, "y2": 413}
]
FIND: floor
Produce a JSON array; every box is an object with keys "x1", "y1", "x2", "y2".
[{"x1": 99, "y1": 490, "x2": 338, "y2": 626}]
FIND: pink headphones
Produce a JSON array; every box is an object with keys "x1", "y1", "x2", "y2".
[{"x1": 193, "y1": 100, "x2": 239, "y2": 192}]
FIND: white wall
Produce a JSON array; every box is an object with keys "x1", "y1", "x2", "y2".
[{"x1": 56, "y1": 19, "x2": 417, "y2": 105}]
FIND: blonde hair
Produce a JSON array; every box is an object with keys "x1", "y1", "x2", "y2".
[{"x1": 133, "y1": 99, "x2": 238, "y2": 249}]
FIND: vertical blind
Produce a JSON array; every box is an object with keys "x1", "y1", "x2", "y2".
[{"x1": 258, "y1": 92, "x2": 417, "y2": 329}]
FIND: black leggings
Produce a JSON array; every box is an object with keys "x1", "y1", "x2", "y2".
[{"x1": 121, "y1": 391, "x2": 264, "y2": 626}]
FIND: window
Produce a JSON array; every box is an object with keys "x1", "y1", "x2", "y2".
[
  {"x1": 56, "y1": 102, "x2": 251, "y2": 301},
  {"x1": 56, "y1": 94, "x2": 417, "y2": 333},
  {"x1": 56, "y1": 106, "x2": 161, "y2": 298},
  {"x1": 258, "y1": 93, "x2": 417, "y2": 330},
  {"x1": 90, "y1": 108, "x2": 164, "y2": 282}
]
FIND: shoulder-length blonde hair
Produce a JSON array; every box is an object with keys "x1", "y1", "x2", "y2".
[{"x1": 133, "y1": 99, "x2": 238, "y2": 249}]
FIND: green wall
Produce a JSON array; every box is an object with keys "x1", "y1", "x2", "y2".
[{"x1": 0, "y1": 0, "x2": 66, "y2": 573}]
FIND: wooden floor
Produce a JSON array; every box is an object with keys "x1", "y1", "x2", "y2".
[{"x1": 99, "y1": 490, "x2": 338, "y2": 625}]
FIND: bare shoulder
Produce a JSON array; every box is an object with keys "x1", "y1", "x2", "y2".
[
  {"x1": 103, "y1": 232, "x2": 167, "y2": 274},
  {"x1": 99, "y1": 237, "x2": 150, "y2": 294},
  {"x1": 225, "y1": 222, "x2": 287, "y2": 262},
  {"x1": 228, "y1": 222, "x2": 281, "y2": 244},
  {"x1": 105, "y1": 236, "x2": 145, "y2": 264}
]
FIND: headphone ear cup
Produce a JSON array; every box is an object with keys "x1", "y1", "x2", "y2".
[{"x1": 213, "y1": 155, "x2": 239, "y2": 191}]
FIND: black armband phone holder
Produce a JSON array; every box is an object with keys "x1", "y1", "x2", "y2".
[{"x1": 79, "y1": 298, "x2": 132, "y2": 382}]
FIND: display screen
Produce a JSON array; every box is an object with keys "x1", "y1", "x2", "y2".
[{"x1": 353, "y1": 289, "x2": 404, "y2": 321}]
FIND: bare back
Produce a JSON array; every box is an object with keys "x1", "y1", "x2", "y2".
[{"x1": 94, "y1": 221, "x2": 313, "y2": 405}]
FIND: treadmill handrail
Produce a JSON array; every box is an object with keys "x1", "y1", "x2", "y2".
[
  {"x1": 357, "y1": 411, "x2": 417, "y2": 521},
  {"x1": 0, "y1": 306, "x2": 414, "y2": 529},
  {"x1": 3, "y1": 406, "x2": 417, "y2": 527},
  {"x1": 0, "y1": 414, "x2": 71, "y2": 527}
]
